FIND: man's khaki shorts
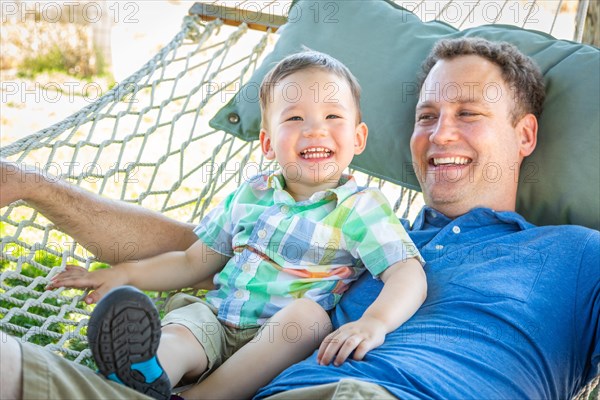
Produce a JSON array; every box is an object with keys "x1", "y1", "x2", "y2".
[
  {"x1": 20, "y1": 340, "x2": 395, "y2": 399},
  {"x1": 18, "y1": 293, "x2": 396, "y2": 399}
]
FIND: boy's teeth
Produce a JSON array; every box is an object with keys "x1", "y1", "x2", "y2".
[
  {"x1": 301, "y1": 147, "x2": 332, "y2": 159},
  {"x1": 432, "y1": 157, "x2": 470, "y2": 166}
]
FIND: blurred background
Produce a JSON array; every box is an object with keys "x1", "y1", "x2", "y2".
[
  {"x1": 1, "y1": 0, "x2": 598, "y2": 145},
  {"x1": 1, "y1": 0, "x2": 191, "y2": 144}
]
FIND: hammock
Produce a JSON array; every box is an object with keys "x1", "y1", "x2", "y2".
[{"x1": 0, "y1": 1, "x2": 598, "y2": 398}]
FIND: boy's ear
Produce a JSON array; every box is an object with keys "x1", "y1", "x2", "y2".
[
  {"x1": 353, "y1": 122, "x2": 368, "y2": 155},
  {"x1": 259, "y1": 129, "x2": 276, "y2": 160},
  {"x1": 516, "y1": 113, "x2": 537, "y2": 159}
]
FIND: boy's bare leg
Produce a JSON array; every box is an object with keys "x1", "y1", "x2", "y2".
[
  {"x1": 157, "y1": 324, "x2": 210, "y2": 386},
  {"x1": 181, "y1": 298, "x2": 332, "y2": 400},
  {"x1": 0, "y1": 334, "x2": 23, "y2": 400}
]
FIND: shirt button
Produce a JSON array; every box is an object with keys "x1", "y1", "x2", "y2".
[
  {"x1": 257, "y1": 229, "x2": 267, "y2": 239},
  {"x1": 435, "y1": 244, "x2": 444, "y2": 250},
  {"x1": 452, "y1": 226, "x2": 461, "y2": 234},
  {"x1": 235, "y1": 290, "x2": 244, "y2": 299},
  {"x1": 242, "y1": 263, "x2": 251, "y2": 272},
  {"x1": 430, "y1": 211, "x2": 437, "y2": 218},
  {"x1": 280, "y1": 205, "x2": 289, "y2": 214}
]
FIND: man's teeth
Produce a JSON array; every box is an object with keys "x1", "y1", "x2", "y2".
[
  {"x1": 301, "y1": 147, "x2": 332, "y2": 159},
  {"x1": 432, "y1": 157, "x2": 470, "y2": 166}
]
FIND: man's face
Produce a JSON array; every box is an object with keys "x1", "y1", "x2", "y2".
[{"x1": 410, "y1": 55, "x2": 537, "y2": 217}]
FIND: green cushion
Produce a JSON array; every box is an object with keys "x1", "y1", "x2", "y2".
[{"x1": 209, "y1": 0, "x2": 600, "y2": 230}]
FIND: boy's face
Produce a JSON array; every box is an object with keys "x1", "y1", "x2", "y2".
[{"x1": 259, "y1": 69, "x2": 368, "y2": 199}]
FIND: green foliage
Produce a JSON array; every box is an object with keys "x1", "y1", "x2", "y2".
[
  {"x1": 17, "y1": 46, "x2": 67, "y2": 78},
  {"x1": 33, "y1": 250, "x2": 62, "y2": 268},
  {"x1": 89, "y1": 262, "x2": 110, "y2": 272}
]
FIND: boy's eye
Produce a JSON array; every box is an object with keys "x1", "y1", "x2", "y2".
[
  {"x1": 326, "y1": 114, "x2": 341, "y2": 119},
  {"x1": 287, "y1": 116, "x2": 303, "y2": 121}
]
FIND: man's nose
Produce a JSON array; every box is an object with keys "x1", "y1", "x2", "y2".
[{"x1": 429, "y1": 114, "x2": 459, "y2": 144}]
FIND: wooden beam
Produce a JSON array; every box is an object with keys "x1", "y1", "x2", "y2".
[{"x1": 189, "y1": 2, "x2": 288, "y2": 32}]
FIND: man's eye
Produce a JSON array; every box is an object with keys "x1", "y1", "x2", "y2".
[
  {"x1": 417, "y1": 114, "x2": 436, "y2": 122},
  {"x1": 459, "y1": 111, "x2": 479, "y2": 117}
]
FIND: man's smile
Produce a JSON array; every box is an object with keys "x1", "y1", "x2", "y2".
[{"x1": 430, "y1": 156, "x2": 472, "y2": 166}]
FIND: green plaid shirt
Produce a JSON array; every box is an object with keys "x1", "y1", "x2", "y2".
[{"x1": 195, "y1": 171, "x2": 422, "y2": 328}]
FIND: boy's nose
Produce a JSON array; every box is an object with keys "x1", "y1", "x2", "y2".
[{"x1": 303, "y1": 121, "x2": 327, "y2": 137}]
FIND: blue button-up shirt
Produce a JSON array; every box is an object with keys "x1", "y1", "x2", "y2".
[{"x1": 258, "y1": 207, "x2": 600, "y2": 399}]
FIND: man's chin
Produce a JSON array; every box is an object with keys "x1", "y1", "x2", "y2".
[{"x1": 424, "y1": 189, "x2": 465, "y2": 209}]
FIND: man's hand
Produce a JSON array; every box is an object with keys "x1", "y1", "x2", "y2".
[
  {"x1": 46, "y1": 265, "x2": 129, "y2": 304},
  {"x1": 316, "y1": 315, "x2": 387, "y2": 366}
]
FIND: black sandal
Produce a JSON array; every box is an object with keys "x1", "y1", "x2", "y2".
[{"x1": 87, "y1": 286, "x2": 172, "y2": 400}]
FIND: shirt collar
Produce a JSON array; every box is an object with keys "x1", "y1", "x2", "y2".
[
  {"x1": 412, "y1": 206, "x2": 533, "y2": 231},
  {"x1": 251, "y1": 170, "x2": 359, "y2": 204}
]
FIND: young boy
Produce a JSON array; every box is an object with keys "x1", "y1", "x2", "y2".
[{"x1": 48, "y1": 51, "x2": 426, "y2": 400}]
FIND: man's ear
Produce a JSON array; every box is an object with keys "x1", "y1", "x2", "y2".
[
  {"x1": 516, "y1": 113, "x2": 538, "y2": 158},
  {"x1": 259, "y1": 129, "x2": 276, "y2": 160},
  {"x1": 353, "y1": 122, "x2": 368, "y2": 155}
]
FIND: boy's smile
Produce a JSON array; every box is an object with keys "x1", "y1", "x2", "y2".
[
  {"x1": 299, "y1": 146, "x2": 333, "y2": 160},
  {"x1": 260, "y1": 68, "x2": 368, "y2": 201}
]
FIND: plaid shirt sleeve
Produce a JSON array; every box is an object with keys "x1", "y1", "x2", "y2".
[
  {"x1": 193, "y1": 190, "x2": 238, "y2": 257},
  {"x1": 341, "y1": 188, "x2": 423, "y2": 277}
]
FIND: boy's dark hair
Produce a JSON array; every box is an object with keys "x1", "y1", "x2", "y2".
[
  {"x1": 259, "y1": 50, "x2": 362, "y2": 129},
  {"x1": 418, "y1": 38, "x2": 546, "y2": 125}
]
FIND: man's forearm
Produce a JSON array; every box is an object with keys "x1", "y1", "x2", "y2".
[{"x1": 2, "y1": 160, "x2": 197, "y2": 263}]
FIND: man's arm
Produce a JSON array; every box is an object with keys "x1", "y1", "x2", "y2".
[{"x1": 1, "y1": 160, "x2": 197, "y2": 264}]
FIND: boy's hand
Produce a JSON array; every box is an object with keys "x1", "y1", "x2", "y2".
[
  {"x1": 46, "y1": 265, "x2": 128, "y2": 304},
  {"x1": 316, "y1": 316, "x2": 387, "y2": 366}
]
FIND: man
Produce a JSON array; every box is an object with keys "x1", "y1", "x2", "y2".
[{"x1": 1, "y1": 38, "x2": 598, "y2": 399}]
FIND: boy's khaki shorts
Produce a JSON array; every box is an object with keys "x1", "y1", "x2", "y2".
[{"x1": 161, "y1": 293, "x2": 261, "y2": 385}]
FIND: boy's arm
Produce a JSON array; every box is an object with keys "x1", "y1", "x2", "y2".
[
  {"x1": 48, "y1": 239, "x2": 228, "y2": 304},
  {"x1": 317, "y1": 258, "x2": 426, "y2": 366}
]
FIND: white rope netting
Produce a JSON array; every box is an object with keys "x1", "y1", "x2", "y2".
[{"x1": 0, "y1": 13, "x2": 421, "y2": 363}]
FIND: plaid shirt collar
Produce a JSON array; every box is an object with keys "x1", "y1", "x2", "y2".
[{"x1": 251, "y1": 170, "x2": 358, "y2": 205}]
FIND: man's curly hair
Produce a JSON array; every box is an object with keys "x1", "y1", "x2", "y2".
[{"x1": 418, "y1": 38, "x2": 546, "y2": 125}]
